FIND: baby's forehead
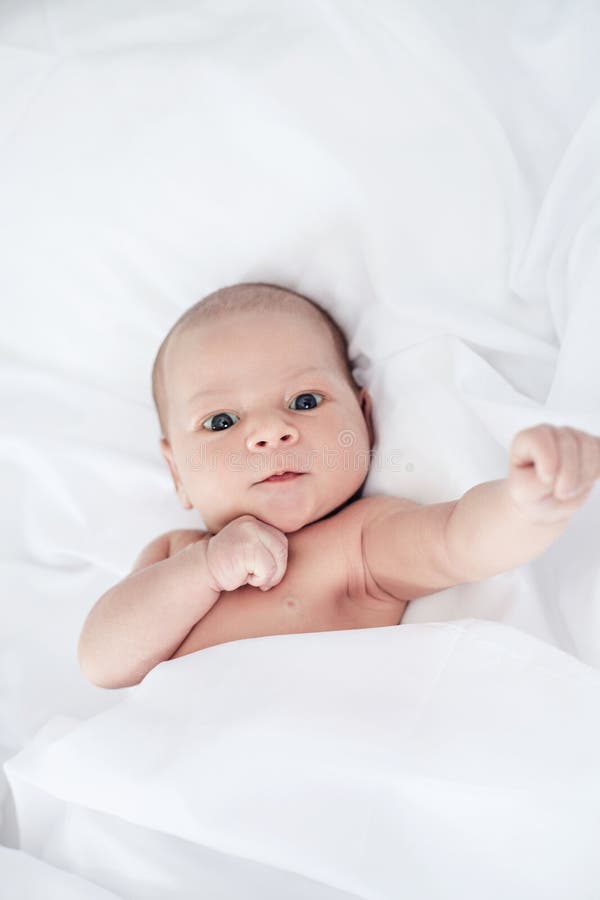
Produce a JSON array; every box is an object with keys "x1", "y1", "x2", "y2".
[
  {"x1": 168, "y1": 310, "x2": 314, "y2": 369},
  {"x1": 165, "y1": 315, "x2": 345, "y2": 398},
  {"x1": 170, "y1": 304, "x2": 326, "y2": 360}
]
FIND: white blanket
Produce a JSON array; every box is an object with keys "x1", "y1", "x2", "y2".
[
  {"x1": 6, "y1": 620, "x2": 600, "y2": 899},
  {"x1": 0, "y1": 846, "x2": 123, "y2": 900},
  {"x1": 2, "y1": 1, "x2": 600, "y2": 897}
]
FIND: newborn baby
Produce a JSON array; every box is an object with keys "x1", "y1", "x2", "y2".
[{"x1": 78, "y1": 283, "x2": 600, "y2": 688}]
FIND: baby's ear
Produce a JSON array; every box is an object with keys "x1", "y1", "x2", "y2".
[
  {"x1": 159, "y1": 438, "x2": 193, "y2": 510},
  {"x1": 359, "y1": 388, "x2": 375, "y2": 448}
]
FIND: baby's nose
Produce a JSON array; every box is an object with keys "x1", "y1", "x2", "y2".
[{"x1": 246, "y1": 421, "x2": 299, "y2": 451}]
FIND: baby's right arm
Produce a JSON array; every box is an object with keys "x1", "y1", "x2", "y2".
[
  {"x1": 78, "y1": 531, "x2": 219, "y2": 690},
  {"x1": 78, "y1": 516, "x2": 288, "y2": 690}
]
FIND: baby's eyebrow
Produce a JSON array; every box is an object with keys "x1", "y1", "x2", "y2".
[{"x1": 186, "y1": 366, "x2": 335, "y2": 407}]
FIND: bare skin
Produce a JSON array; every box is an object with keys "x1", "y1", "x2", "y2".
[
  {"x1": 143, "y1": 498, "x2": 406, "y2": 664},
  {"x1": 78, "y1": 296, "x2": 600, "y2": 688}
]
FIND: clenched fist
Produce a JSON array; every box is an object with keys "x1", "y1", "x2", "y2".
[
  {"x1": 205, "y1": 515, "x2": 289, "y2": 593},
  {"x1": 508, "y1": 424, "x2": 600, "y2": 522}
]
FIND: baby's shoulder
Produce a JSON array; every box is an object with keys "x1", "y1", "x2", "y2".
[
  {"x1": 334, "y1": 493, "x2": 415, "y2": 530},
  {"x1": 324, "y1": 494, "x2": 416, "y2": 614},
  {"x1": 313, "y1": 494, "x2": 395, "y2": 572},
  {"x1": 168, "y1": 528, "x2": 211, "y2": 555},
  {"x1": 131, "y1": 528, "x2": 210, "y2": 572}
]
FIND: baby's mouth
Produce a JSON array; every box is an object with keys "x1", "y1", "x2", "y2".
[{"x1": 258, "y1": 471, "x2": 305, "y2": 484}]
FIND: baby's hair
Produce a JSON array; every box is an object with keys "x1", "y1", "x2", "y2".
[{"x1": 151, "y1": 282, "x2": 360, "y2": 440}]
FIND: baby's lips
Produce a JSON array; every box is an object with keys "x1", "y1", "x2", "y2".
[{"x1": 254, "y1": 464, "x2": 307, "y2": 483}]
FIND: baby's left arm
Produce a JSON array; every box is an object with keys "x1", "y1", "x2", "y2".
[
  {"x1": 360, "y1": 425, "x2": 600, "y2": 603},
  {"x1": 443, "y1": 424, "x2": 600, "y2": 581}
]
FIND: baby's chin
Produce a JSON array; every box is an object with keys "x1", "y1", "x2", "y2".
[
  {"x1": 194, "y1": 509, "x2": 296, "y2": 534},
  {"x1": 202, "y1": 505, "x2": 324, "y2": 535},
  {"x1": 199, "y1": 482, "x2": 361, "y2": 533},
  {"x1": 266, "y1": 512, "x2": 313, "y2": 534},
  {"x1": 249, "y1": 501, "x2": 349, "y2": 534},
  {"x1": 246, "y1": 509, "x2": 313, "y2": 534}
]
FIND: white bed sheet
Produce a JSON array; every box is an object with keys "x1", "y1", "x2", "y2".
[{"x1": 2, "y1": 0, "x2": 600, "y2": 897}]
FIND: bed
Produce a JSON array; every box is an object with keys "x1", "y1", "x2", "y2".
[{"x1": 2, "y1": 1, "x2": 600, "y2": 898}]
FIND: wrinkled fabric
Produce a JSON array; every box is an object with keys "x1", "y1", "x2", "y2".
[
  {"x1": 1, "y1": 0, "x2": 600, "y2": 896},
  {"x1": 6, "y1": 621, "x2": 600, "y2": 899}
]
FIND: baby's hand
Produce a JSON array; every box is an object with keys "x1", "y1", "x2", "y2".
[
  {"x1": 508, "y1": 424, "x2": 600, "y2": 523},
  {"x1": 205, "y1": 515, "x2": 288, "y2": 593}
]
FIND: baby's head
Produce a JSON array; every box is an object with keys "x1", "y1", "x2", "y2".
[{"x1": 152, "y1": 283, "x2": 374, "y2": 534}]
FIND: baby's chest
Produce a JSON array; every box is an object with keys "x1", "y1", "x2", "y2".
[
  {"x1": 172, "y1": 507, "x2": 403, "y2": 659},
  {"x1": 220, "y1": 521, "x2": 352, "y2": 635},
  {"x1": 240, "y1": 515, "x2": 404, "y2": 635},
  {"x1": 266, "y1": 525, "x2": 350, "y2": 627}
]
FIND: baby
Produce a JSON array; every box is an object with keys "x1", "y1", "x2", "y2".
[{"x1": 78, "y1": 283, "x2": 600, "y2": 688}]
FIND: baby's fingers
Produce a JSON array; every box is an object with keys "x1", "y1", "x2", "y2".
[
  {"x1": 579, "y1": 433, "x2": 600, "y2": 486},
  {"x1": 508, "y1": 460, "x2": 551, "y2": 507},
  {"x1": 247, "y1": 525, "x2": 288, "y2": 591},
  {"x1": 553, "y1": 427, "x2": 583, "y2": 499},
  {"x1": 245, "y1": 542, "x2": 280, "y2": 590},
  {"x1": 510, "y1": 425, "x2": 559, "y2": 485},
  {"x1": 554, "y1": 429, "x2": 600, "y2": 499}
]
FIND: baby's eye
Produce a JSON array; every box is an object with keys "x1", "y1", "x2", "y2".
[
  {"x1": 289, "y1": 392, "x2": 323, "y2": 411},
  {"x1": 202, "y1": 412, "x2": 240, "y2": 432}
]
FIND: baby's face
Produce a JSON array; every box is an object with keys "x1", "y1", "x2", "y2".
[{"x1": 160, "y1": 308, "x2": 373, "y2": 534}]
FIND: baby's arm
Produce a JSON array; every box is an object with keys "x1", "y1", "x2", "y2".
[
  {"x1": 78, "y1": 530, "x2": 219, "y2": 689},
  {"x1": 362, "y1": 425, "x2": 600, "y2": 602},
  {"x1": 78, "y1": 515, "x2": 288, "y2": 689}
]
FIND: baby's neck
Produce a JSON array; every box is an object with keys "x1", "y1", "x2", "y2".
[{"x1": 316, "y1": 481, "x2": 366, "y2": 525}]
